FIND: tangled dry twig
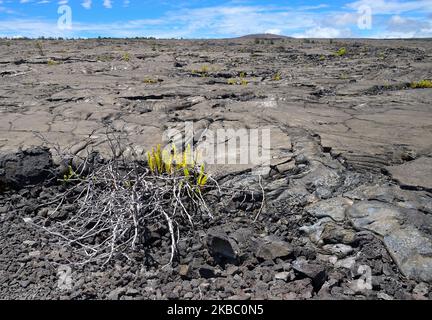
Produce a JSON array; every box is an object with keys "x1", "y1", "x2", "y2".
[
  {"x1": 35, "y1": 157, "x2": 214, "y2": 266},
  {"x1": 31, "y1": 129, "x2": 265, "y2": 267}
]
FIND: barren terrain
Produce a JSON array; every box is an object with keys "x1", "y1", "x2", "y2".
[{"x1": 0, "y1": 37, "x2": 431, "y2": 300}]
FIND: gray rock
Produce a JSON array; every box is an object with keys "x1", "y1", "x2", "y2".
[
  {"x1": 23, "y1": 240, "x2": 37, "y2": 247},
  {"x1": 385, "y1": 157, "x2": 432, "y2": 190},
  {"x1": 0, "y1": 147, "x2": 53, "y2": 190},
  {"x1": 348, "y1": 201, "x2": 432, "y2": 282},
  {"x1": 29, "y1": 250, "x2": 41, "y2": 258},
  {"x1": 274, "y1": 272, "x2": 290, "y2": 282},
  {"x1": 255, "y1": 237, "x2": 293, "y2": 261},
  {"x1": 384, "y1": 227, "x2": 432, "y2": 282},
  {"x1": 347, "y1": 201, "x2": 402, "y2": 236},
  {"x1": 333, "y1": 256, "x2": 357, "y2": 269},
  {"x1": 206, "y1": 229, "x2": 240, "y2": 264},
  {"x1": 198, "y1": 265, "x2": 217, "y2": 279},
  {"x1": 178, "y1": 264, "x2": 192, "y2": 279},
  {"x1": 107, "y1": 287, "x2": 126, "y2": 300},
  {"x1": 126, "y1": 288, "x2": 139, "y2": 296},
  {"x1": 306, "y1": 197, "x2": 353, "y2": 222},
  {"x1": 292, "y1": 258, "x2": 327, "y2": 291},
  {"x1": 377, "y1": 292, "x2": 394, "y2": 300},
  {"x1": 322, "y1": 244, "x2": 353, "y2": 258},
  {"x1": 413, "y1": 282, "x2": 429, "y2": 297}
]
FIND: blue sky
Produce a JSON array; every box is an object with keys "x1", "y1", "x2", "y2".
[{"x1": 0, "y1": 0, "x2": 431, "y2": 38}]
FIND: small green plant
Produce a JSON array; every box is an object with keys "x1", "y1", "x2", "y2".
[
  {"x1": 239, "y1": 72, "x2": 248, "y2": 86},
  {"x1": 63, "y1": 165, "x2": 77, "y2": 183},
  {"x1": 272, "y1": 72, "x2": 282, "y2": 81},
  {"x1": 147, "y1": 144, "x2": 208, "y2": 188},
  {"x1": 122, "y1": 52, "x2": 131, "y2": 62},
  {"x1": 97, "y1": 55, "x2": 113, "y2": 62},
  {"x1": 143, "y1": 78, "x2": 158, "y2": 84},
  {"x1": 410, "y1": 80, "x2": 432, "y2": 89},
  {"x1": 227, "y1": 74, "x2": 249, "y2": 86},
  {"x1": 36, "y1": 40, "x2": 45, "y2": 56},
  {"x1": 335, "y1": 47, "x2": 347, "y2": 56},
  {"x1": 199, "y1": 65, "x2": 210, "y2": 77},
  {"x1": 47, "y1": 59, "x2": 59, "y2": 66},
  {"x1": 319, "y1": 55, "x2": 326, "y2": 61}
]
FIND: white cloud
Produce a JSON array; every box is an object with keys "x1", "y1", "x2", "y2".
[
  {"x1": 265, "y1": 29, "x2": 281, "y2": 35},
  {"x1": 346, "y1": 0, "x2": 432, "y2": 14},
  {"x1": 1, "y1": 1, "x2": 432, "y2": 39},
  {"x1": 103, "y1": 0, "x2": 112, "y2": 9},
  {"x1": 82, "y1": 0, "x2": 91, "y2": 9},
  {"x1": 292, "y1": 26, "x2": 351, "y2": 38}
]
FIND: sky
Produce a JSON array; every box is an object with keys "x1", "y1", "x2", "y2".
[{"x1": 0, "y1": 0, "x2": 431, "y2": 38}]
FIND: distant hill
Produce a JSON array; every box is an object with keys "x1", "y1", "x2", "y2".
[{"x1": 235, "y1": 33, "x2": 292, "y2": 40}]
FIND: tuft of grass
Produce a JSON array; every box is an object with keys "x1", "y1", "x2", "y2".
[
  {"x1": 272, "y1": 72, "x2": 282, "y2": 81},
  {"x1": 147, "y1": 144, "x2": 208, "y2": 188},
  {"x1": 200, "y1": 65, "x2": 209, "y2": 77},
  {"x1": 97, "y1": 55, "x2": 113, "y2": 62},
  {"x1": 47, "y1": 59, "x2": 59, "y2": 66},
  {"x1": 335, "y1": 47, "x2": 347, "y2": 56},
  {"x1": 36, "y1": 40, "x2": 45, "y2": 56},
  {"x1": 227, "y1": 73, "x2": 249, "y2": 86},
  {"x1": 63, "y1": 165, "x2": 78, "y2": 183},
  {"x1": 410, "y1": 80, "x2": 432, "y2": 89},
  {"x1": 192, "y1": 65, "x2": 211, "y2": 77},
  {"x1": 122, "y1": 52, "x2": 131, "y2": 62},
  {"x1": 143, "y1": 78, "x2": 158, "y2": 84}
]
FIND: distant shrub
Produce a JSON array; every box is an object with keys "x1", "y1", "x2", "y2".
[
  {"x1": 122, "y1": 52, "x2": 131, "y2": 62},
  {"x1": 272, "y1": 72, "x2": 282, "y2": 81},
  {"x1": 335, "y1": 47, "x2": 347, "y2": 56},
  {"x1": 143, "y1": 78, "x2": 158, "y2": 84},
  {"x1": 36, "y1": 40, "x2": 45, "y2": 56},
  {"x1": 47, "y1": 59, "x2": 59, "y2": 66},
  {"x1": 410, "y1": 80, "x2": 432, "y2": 89},
  {"x1": 147, "y1": 144, "x2": 208, "y2": 188}
]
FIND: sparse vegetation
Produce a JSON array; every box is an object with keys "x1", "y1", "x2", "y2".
[
  {"x1": 272, "y1": 72, "x2": 282, "y2": 81},
  {"x1": 31, "y1": 133, "x2": 214, "y2": 266},
  {"x1": 35, "y1": 40, "x2": 45, "y2": 56},
  {"x1": 147, "y1": 144, "x2": 208, "y2": 188},
  {"x1": 63, "y1": 165, "x2": 78, "y2": 183},
  {"x1": 97, "y1": 54, "x2": 113, "y2": 62},
  {"x1": 47, "y1": 59, "x2": 59, "y2": 66},
  {"x1": 227, "y1": 72, "x2": 249, "y2": 86},
  {"x1": 335, "y1": 47, "x2": 347, "y2": 56},
  {"x1": 143, "y1": 78, "x2": 159, "y2": 84},
  {"x1": 410, "y1": 80, "x2": 432, "y2": 89},
  {"x1": 200, "y1": 65, "x2": 209, "y2": 77},
  {"x1": 122, "y1": 52, "x2": 131, "y2": 62},
  {"x1": 192, "y1": 65, "x2": 211, "y2": 77}
]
